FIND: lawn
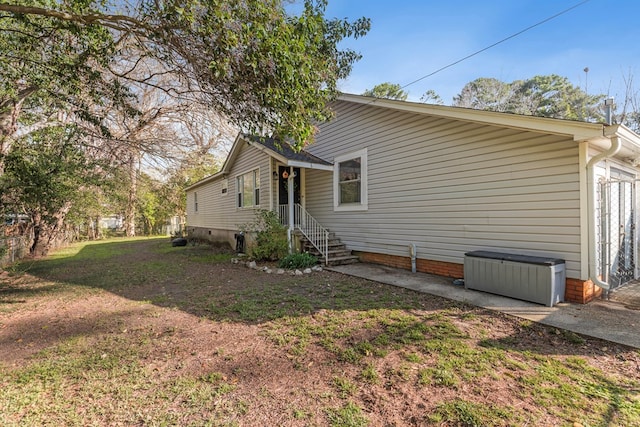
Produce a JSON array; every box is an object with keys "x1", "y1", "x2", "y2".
[{"x1": 0, "y1": 237, "x2": 638, "y2": 426}]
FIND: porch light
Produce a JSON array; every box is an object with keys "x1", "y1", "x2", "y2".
[{"x1": 272, "y1": 171, "x2": 278, "y2": 180}]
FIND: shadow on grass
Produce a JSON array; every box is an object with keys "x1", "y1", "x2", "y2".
[
  {"x1": 7, "y1": 237, "x2": 461, "y2": 321},
  {"x1": 0, "y1": 305, "x2": 158, "y2": 363},
  {"x1": 3, "y1": 238, "x2": 639, "y2": 426},
  {"x1": 3, "y1": 238, "x2": 633, "y2": 357},
  {"x1": 0, "y1": 284, "x2": 61, "y2": 304}
]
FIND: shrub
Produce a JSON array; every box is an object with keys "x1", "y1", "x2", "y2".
[
  {"x1": 278, "y1": 252, "x2": 318, "y2": 269},
  {"x1": 239, "y1": 210, "x2": 288, "y2": 261}
]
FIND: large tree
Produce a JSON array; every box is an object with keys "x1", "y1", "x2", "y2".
[
  {"x1": 0, "y1": 0, "x2": 369, "y2": 250},
  {"x1": 419, "y1": 89, "x2": 444, "y2": 105},
  {"x1": 453, "y1": 75, "x2": 605, "y2": 122},
  {"x1": 362, "y1": 82, "x2": 408, "y2": 101},
  {"x1": 0, "y1": 125, "x2": 107, "y2": 255},
  {"x1": 0, "y1": 0, "x2": 370, "y2": 157},
  {"x1": 452, "y1": 77, "x2": 514, "y2": 112},
  {"x1": 0, "y1": 0, "x2": 126, "y2": 169},
  {"x1": 611, "y1": 72, "x2": 640, "y2": 132}
]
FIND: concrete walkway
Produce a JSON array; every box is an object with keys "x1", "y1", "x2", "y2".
[
  {"x1": 328, "y1": 263, "x2": 640, "y2": 349},
  {"x1": 609, "y1": 279, "x2": 640, "y2": 309}
]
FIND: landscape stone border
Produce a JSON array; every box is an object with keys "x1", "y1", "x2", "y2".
[{"x1": 231, "y1": 257, "x2": 323, "y2": 275}]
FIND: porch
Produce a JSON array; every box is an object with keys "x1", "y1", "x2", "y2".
[
  {"x1": 276, "y1": 203, "x2": 358, "y2": 266},
  {"x1": 251, "y1": 135, "x2": 358, "y2": 267}
]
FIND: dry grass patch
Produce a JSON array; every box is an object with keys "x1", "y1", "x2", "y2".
[{"x1": 1, "y1": 237, "x2": 638, "y2": 426}]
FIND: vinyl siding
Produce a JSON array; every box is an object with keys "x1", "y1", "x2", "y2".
[
  {"x1": 186, "y1": 143, "x2": 272, "y2": 231},
  {"x1": 305, "y1": 100, "x2": 583, "y2": 278}
]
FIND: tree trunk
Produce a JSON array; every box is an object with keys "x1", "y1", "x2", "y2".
[
  {"x1": 95, "y1": 215, "x2": 102, "y2": 239},
  {"x1": 124, "y1": 151, "x2": 139, "y2": 237},
  {"x1": 30, "y1": 201, "x2": 73, "y2": 256},
  {"x1": 0, "y1": 87, "x2": 39, "y2": 174},
  {"x1": 87, "y1": 216, "x2": 98, "y2": 240},
  {"x1": 29, "y1": 211, "x2": 42, "y2": 255},
  {"x1": 88, "y1": 217, "x2": 95, "y2": 240}
]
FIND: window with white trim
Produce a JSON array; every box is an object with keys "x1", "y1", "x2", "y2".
[
  {"x1": 237, "y1": 169, "x2": 260, "y2": 208},
  {"x1": 334, "y1": 148, "x2": 367, "y2": 211}
]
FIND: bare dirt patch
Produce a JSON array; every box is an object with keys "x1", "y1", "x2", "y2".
[{"x1": 1, "y1": 238, "x2": 639, "y2": 426}]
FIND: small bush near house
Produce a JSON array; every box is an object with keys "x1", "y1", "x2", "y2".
[
  {"x1": 278, "y1": 252, "x2": 318, "y2": 269},
  {"x1": 240, "y1": 210, "x2": 288, "y2": 261}
]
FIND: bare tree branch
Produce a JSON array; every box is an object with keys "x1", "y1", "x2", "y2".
[{"x1": 0, "y1": 4, "x2": 152, "y2": 34}]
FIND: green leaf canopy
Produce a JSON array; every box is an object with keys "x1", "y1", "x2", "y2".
[{"x1": 0, "y1": 0, "x2": 370, "y2": 151}]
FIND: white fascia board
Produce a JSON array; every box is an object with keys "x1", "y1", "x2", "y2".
[
  {"x1": 603, "y1": 124, "x2": 640, "y2": 162},
  {"x1": 185, "y1": 171, "x2": 226, "y2": 191},
  {"x1": 186, "y1": 133, "x2": 244, "y2": 191},
  {"x1": 219, "y1": 133, "x2": 245, "y2": 173},
  {"x1": 287, "y1": 160, "x2": 333, "y2": 171},
  {"x1": 246, "y1": 139, "x2": 289, "y2": 164},
  {"x1": 605, "y1": 124, "x2": 640, "y2": 146}
]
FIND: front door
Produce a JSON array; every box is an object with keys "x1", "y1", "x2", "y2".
[{"x1": 278, "y1": 166, "x2": 301, "y2": 206}]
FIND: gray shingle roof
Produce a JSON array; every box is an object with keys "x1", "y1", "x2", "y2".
[{"x1": 244, "y1": 135, "x2": 332, "y2": 166}]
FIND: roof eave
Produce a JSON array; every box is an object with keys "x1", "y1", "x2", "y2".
[
  {"x1": 185, "y1": 170, "x2": 227, "y2": 191},
  {"x1": 247, "y1": 139, "x2": 333, "y2": 170},
  {"x1": 338, "y1": 93, "x2": 606, "y2": 142},
  {"x1": 603, "y1": 124, "x2": 640, "y2": 162},
  {"x1": 605, "y1": 123, "x2": 640, "y2": 144},
  {"x1": 185, "y1": 134, "x2": 246, "y2": 191},
  {"x1": 287, "y1": 160, "x2": 333, "y2": 171},
  {"x1": 246, "y1": 139, "x2": 289, "y2": 164}
]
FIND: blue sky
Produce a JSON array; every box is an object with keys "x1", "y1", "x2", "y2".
[{"x1": 319, "y1": 0, "x2": 640, "y2": 105}]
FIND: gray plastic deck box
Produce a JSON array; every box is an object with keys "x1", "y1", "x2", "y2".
[{"x1": 463, "y1": 251, "x2": 566, "y2": 307}]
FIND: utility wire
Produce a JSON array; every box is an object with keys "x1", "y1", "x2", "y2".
[{"x1": 400, "y1": 0, "x2": 591, "y2": 91}]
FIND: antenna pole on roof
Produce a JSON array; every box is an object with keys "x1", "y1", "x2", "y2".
[{"x1": 604, "y1": 98, "x2": 614, "y2": 125}]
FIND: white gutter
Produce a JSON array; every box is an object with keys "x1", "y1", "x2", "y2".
[
  {"x1": 586, "y1": 134, "x2": 622, "y2": 291},
  {"x1": 287, "y1": 160, "x2": 333, "y2": 171}
]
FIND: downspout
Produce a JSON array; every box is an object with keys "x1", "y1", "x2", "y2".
[
  {"x1": 409, "y1": 243, "x2": 417, "y2": 273},
  {"x1": 586, "y1": 134, "x2": 622, "y2": 290}
]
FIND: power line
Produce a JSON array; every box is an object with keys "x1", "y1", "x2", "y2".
[{"x1": 400, "y1": 0, "x2": 591, "y2": 91}]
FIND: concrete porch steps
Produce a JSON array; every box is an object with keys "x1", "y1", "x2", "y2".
[{"x1": 299, "y1": 234, "x2": 359, "y2": 266}]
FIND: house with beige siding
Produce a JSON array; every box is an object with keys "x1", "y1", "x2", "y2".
[{"x1": 186, "y1": 93, "x2": 640, "y2": 304}]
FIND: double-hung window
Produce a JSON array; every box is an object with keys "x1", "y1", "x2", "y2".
[
  {"x1": 237, "y1": 169, "x2": 260, "y2": 208},
  {"x1": 334, "y1": 148, "x2": 367, "y2": 211}
]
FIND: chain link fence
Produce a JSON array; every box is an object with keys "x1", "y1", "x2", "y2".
[
  {"x1": 0, "y1": 236, "x2": 30, "y2": 268},
  {"x1": 597, "y1": 177, "x2": 636, "y2": 289}
]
